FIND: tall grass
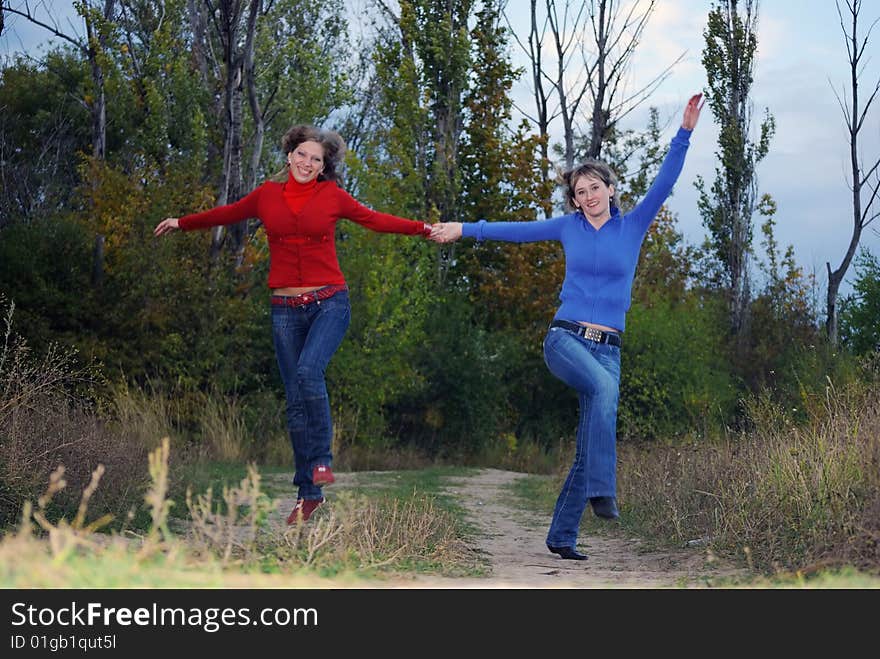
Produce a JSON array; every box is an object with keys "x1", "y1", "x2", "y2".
[
  {"x1": 618, "y1": 357, "x2": 880, "y2": 574},
  {"x1": 1, "y1": 435, "x2": 479, "y2": 586},
  {"x1": 0, "y1": 299, "x2": 150, "y2": 527}
]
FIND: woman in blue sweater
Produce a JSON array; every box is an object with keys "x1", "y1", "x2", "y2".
[{"x1": 430, "y1": 93, "x2": 704, "y2": 560}]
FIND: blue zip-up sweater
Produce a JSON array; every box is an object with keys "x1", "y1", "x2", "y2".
[{"x1": 462, "y1": 127, "x2": 692, "y2": 332}]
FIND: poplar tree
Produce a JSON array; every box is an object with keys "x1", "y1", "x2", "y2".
[{"x1": 696, "y1": 0, "x2": 775, "y2": 340}]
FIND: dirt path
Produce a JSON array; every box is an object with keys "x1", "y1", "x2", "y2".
[
  {"x1": 394, "y1": 468, "x2": 742, "y2": 588},
  {"x1": 279, "y1": 468, "x2": 745, "y2": 588}
]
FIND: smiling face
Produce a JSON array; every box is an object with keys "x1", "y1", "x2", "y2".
[
  {"x1": 287, "y1": 140, "x2": 325, "y2": 184},
  {"x1": 572, "y1": 173, "x2": 615, "y2": 223}
]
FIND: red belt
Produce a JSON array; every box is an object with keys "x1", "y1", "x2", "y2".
[{"x1": 271, "y1": 285, "x2": 347, "y2": 308}]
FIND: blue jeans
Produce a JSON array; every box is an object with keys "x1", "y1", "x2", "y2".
[
  {"x1": 271, "y1": 289, "x2": 351, "y2": 501},
  {"x1": 542, "y1": 326, "x2": 621, "y2": 548}
]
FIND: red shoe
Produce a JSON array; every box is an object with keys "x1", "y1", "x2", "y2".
[
  {"x1": 312, "y1": 464, "x2": 335, "y2": 485},
  {"x1": 286, "y1": 497, "x2": 324, "y2": 524}
]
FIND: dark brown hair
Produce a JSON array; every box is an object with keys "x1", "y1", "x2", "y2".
[
  {"x1": 559, "y1": 160, "x2": 618, "y2": 212},
  {"x1": 280, "y1": 125, "x2": 347, "y2": 183}
]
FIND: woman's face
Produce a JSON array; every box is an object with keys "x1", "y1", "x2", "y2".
[
  {"x1": 288, "y1": 140, "x2": 325, "y2": 183},
  {"x1": 572, "y1": 174, "x2": 614, "y2": 222}
]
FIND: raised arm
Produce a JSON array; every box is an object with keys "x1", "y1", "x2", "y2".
[{"x1": 630, "y1": 93, "x2": 704, "y2": 232}]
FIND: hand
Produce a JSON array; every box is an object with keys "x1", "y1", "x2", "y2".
[
  {"x1": 154, "y1": 217, "x2": 180, "y2": 237},
  {"x1": 429, "y1": 222, "x2": 463, "y2": 243},
  {"x1": 681, "y1": 93, "x2": 704, "y2": 131}
]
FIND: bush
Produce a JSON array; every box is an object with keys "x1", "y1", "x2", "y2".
[
  {"x1": 619, "y1": 297, "x2": 738, "y2": 440},
  {"x1": 393, "y1": 295, "x2": 516, "y2": 457}
]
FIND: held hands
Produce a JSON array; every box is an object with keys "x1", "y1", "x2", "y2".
[
  {"x1": 154, "y1": 218, "x2": 180, "y2": 237},
  {"x1": 427, "y1": 222, "x2": 463, "y2": 244},
  {"x1": 682, "y1": 93, "x2": 705, "y2": 131}
]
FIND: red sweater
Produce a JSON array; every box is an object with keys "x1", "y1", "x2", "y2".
[{"x1": 179, "y1": 177, "x2": 429, "y2": 288}]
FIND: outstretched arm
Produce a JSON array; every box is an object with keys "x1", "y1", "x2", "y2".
[
  {"x1": 338, "y1": 190, "x2": 432, "y2": 237},
  {"x1": 154, "y1": 185, "x2": 264, "y2": 236},
  {"x1": 431, "y1": 217, "x2": 565, "y2": 244}
]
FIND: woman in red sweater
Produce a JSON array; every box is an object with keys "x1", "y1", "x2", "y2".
[{"x1": 154, "y1": 125, "x2": 434, "y2": 523}]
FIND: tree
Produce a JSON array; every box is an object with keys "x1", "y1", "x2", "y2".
[
  {"x1": 507, "y1": 0, "x2": 679, "y2": 177},
  {"x1": 362, "y1": 0, "x2": 476, "y2": 284},
  {"x1": 839, "y1": 247, "x2": 880, "y2": 355},
  {"x1": 1, "y1": 0, "x2": 119, "y2": 159},
  {"x1": 244, "y1": 0, "x2": 350, "y2": 190},
  {"x1": 580, "y1": 0, "x2": 682, "y2": 161},
  {"x1": 825, "y1": 0, "x2": 880, "y2": 346},
  {"x1": 696, "y1": 0, "x2": 775, "y2": 340},
  {"x1": 185, "y1": 0, "x2": 256, "y2": 262},
  {"x1": 505, "y1": 0, "x2": 557, "y2": 187},
  {"x1": 0, "y1": 52, "x2": 90, "y2": 226}
]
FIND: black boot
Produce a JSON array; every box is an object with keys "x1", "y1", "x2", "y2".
[
  {"x1": 590, "y1": 496, "x2": 620, "y2": 520},
  {"x1": 547, "y1": 545, "x2": 589, "y2": 560}
]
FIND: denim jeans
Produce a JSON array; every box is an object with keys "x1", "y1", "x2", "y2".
[
  {"x1": 271, "y1": 289, "x2": 351, "y2": 501},
  {"x1": 542, "y1": 326, "x2": 621, "y2": 548}
]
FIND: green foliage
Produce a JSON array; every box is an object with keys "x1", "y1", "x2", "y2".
[
  {"x1": 113, "y1": 0, "x2": 209, "y2": 169},
  {"x1": 840, "y1": 248, "x2": 880, "y2": 356},
  {"x1": 397, "y1": 295, "x2": 515, "y2": 456},
  {"x1": 330, "y1": 226, "x2": 437, "y2": 446},
  {"x1": 408, "y1": 0, "x2": 473, "y2": 225},
  {"x1": 619, "y1": 296, "x2": 738, "y2": 440},
  {"x1": 746, "y1": 208, "x2": 823, "y2": 393},
  {"x1": 0, "y1": 218, "x2": 94, "y2": 353}
]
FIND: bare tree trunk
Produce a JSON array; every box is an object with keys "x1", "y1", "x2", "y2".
[
  {"x1": 547, "y1": 0, "x2": 587, "y2": 170},
  {"x1": 84, "y1": 2, "x2": 114, "y2": 159},
  {"x1": 586, "y1": 0, "x2": 608, "y2": 159},
  {"x1": 244, "y1": 0, "x2": 265, "y2": 195},
  {"x1": 825, "y1": 0, "x2": 880, "y2": 346},
  {"x1": 204, "y1": 0, "x2": 251, "y2": 263}
]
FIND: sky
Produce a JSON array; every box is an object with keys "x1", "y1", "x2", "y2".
[{"x1": 3, "y1": 0, "x2": 879, "y2": 300}]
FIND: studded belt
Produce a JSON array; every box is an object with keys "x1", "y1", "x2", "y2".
[{"x1": 549, "y1": 319, "x2": 622, "y2": 347}]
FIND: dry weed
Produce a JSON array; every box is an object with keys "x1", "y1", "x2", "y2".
[{"x1": 184, "y1": 463, "x2": 276, "y2": 565}]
